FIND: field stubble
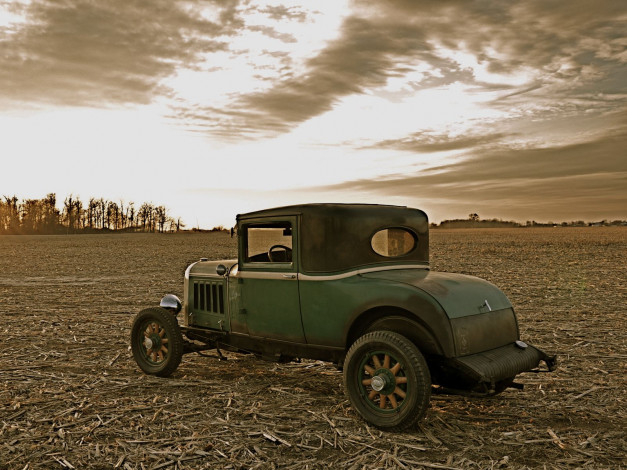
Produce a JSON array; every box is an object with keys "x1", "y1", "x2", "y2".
[{"x1": 0, "y1": 228, "x2": 625, "y2": 469}]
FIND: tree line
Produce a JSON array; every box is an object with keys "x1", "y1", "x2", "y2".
[
  {"x1": 0, "y1": 194, "x2": 184, "y2": 234},
  {"x1": 432, "y1": 213, "x2": 627, "y2": 229}
]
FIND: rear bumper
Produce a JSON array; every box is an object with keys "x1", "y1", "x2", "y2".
[{"x1": 431, "y1": 342, "x2": 557, "y2": 391}]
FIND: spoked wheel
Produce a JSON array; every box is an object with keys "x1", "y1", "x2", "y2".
[
  {"x1": 131, "y1": 307, "x2": 183, "y2": 377},
  {"x1": 344, "y1": 331, "x2": 431, "y2": 430}
]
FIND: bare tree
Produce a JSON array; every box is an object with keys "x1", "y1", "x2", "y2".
[
  {"x1": 63, "y1": 195, "x2": 76, "y2": 232},
  {"x1": 1, "y1": 196, "x2": 19, "y2": 233},
  {"x1": 107, "y1": 201, "x2": 119, "y2": 230},
  {"x1": 127, "y1": 202, "x2": 135, "y2": 230},
  {"x1": 155, "y1": 206, "x2": 168, "y2": 233},
  {"x1": 119, "y1": 200, "x2": 125, "y2": 229},
  {"x1": 0, "y1": 194, "x2": 182, "y2": 234},
  {"x1": 87, "y1": 198, "x2": 98, "y2": 229},
  {"x1": 138, "y1": 202, "x2": 154, "y2": 232},
  {"x1": 74, "y1": 198, "x2": 83, "y2": 229},
  {"x1": 22, "y1": 199, "x2": 44, "y2": 233},
  {"x1": 43, "y1": 193, "x2": 59, "y2": 232},
  {"x1": 99, "y1": 198, "x2": 106, "y2": 229}
]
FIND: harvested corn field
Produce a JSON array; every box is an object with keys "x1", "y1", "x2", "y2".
[{"x1": 1, "y1": 227, "x2": 625, "y2": 469}]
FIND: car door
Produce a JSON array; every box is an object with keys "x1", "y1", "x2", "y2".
[{"x1": 237, "y1": 216, "x2": 305, "y2": 343}]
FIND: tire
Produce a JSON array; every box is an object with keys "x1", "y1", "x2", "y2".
[
  {"x1": 343, "y1": 331, "x2": 431, "y2": 431},
  {"x1": 131, "y1": 307, "x2": 183, "y2": 377}
]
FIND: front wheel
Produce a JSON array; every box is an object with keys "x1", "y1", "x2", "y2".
[
  {"x1": 343, "y1": 331, "x2": 431, "y2": 431},
  {"x1": 131, "y1": 307, "x2": 183, "y2": 377}
]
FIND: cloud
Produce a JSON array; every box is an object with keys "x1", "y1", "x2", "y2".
[
  {"x1": 257, "y1": 5, "x2": 309, "y2": 22},
  {"x1": 313, "y1": 122, "x2": 627, "y2": 221},
  {"x1": 0, "y1": 0, "x2": 240, "y2": 107},
  {"x1": 367, "y1": 131, "x2": 510, "y2": 153},
  {"x1": 189, "y1": 0, "x2": 627, "y2": 138},
  {"x1": 247, "y1": 25, "x2": 296, "y2": 44},
  {"x1": 2, "y1": 0, "x2": 625, "y2": 143},
  {"x1": 188, "y1": 14, "x2": 439, "y2": 136}
]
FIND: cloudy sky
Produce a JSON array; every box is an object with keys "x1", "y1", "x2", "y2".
[{"x1": 1, "y1": 0, "x2": 625, "y2": 228}]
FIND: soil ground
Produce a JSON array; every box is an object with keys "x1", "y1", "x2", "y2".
[{"x1": 0, "y1": 228, "x2": 625, "y2": 469}]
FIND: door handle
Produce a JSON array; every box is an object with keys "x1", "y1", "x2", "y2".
[{"x1": 282, "y1": 274, "x2": 296, "y2": 279}]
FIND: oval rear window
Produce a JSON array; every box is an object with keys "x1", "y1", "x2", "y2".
[{"x1": 371, "y1": 228, "x2": 417, "y2": 257}]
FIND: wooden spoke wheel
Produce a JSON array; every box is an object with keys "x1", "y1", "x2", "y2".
[
  {"x1": 344, "y1": 331, "x2": 431, "y2": 430},
  {"x1": 131, "y1": 307, "x2": 183, "y2": 377},
  {"x1": 360, "y1": 351, "x2": 408, "y2": 410}
]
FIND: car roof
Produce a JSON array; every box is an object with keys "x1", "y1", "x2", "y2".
[
  {"x1": 237, "y1": 203, "x2": 421, "y2": 220},
  {"x1": 237, "y1": 203, "x2": 429, "y2": 274}
]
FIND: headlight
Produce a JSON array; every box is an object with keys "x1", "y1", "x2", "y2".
[{"x1": 160, "y1": 294, "x2": 182, "y2": 314}]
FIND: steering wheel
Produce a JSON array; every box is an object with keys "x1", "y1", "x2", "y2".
[{"x1": 268, "y1": 244, "x2": 292, "y2": 262}]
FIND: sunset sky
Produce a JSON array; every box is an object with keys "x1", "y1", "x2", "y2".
[{"x1": 1, "y1": 0, "x2": 625, "y2": 228}]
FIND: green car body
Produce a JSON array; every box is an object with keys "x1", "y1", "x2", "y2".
[{"x1": 131, "y1": 203, "x2": 556, "y2": 430}]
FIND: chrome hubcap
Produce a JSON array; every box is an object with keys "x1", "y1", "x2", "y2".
[{"x1": 371, "y1": 375, "x2": 386, "y2": 392}]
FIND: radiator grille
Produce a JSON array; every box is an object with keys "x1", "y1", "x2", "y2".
[{"x1": 192, "y1": 281, "x2": 225, "y2": 314}]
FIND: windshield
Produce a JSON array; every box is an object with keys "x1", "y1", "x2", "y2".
[{"x1": 245, "y1": 223, "x2": 293, "y2": 263}]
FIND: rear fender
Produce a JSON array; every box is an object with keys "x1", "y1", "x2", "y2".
[{"x1": 347, "y1": 310, "x2": 445, "y2": 356}]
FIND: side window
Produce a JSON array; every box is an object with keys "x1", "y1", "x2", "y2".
[
  {"x1": 245, "y1": 223, "x2": 293, "y2": 263},
  {"x1": 371, "y1": 227, "x2": 417, "y2": 257}
]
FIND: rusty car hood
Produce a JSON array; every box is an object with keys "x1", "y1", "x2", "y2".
[{"x1": 361, "y1": 269, "x2": 512, "y2": 319}]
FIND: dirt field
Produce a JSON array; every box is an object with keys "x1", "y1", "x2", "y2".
[{"x1": 1, "y1": 228, "x2": 625, "y2": 469}]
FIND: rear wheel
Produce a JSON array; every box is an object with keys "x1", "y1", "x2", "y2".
[
  {"x1": 344, "y1": 331, "x2": 431, "y2": 430},
  {"x1": 131, "y1": 307, "x2": 183, "y2": 377}
]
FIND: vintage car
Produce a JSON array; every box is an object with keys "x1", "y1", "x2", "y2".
[{"x1": 130, "y1": 204, "x2": 556, "y2": 430}]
